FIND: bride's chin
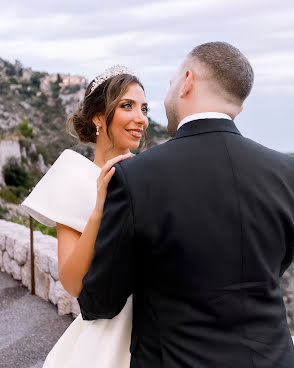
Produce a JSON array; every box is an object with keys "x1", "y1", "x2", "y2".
[
  {"x1": 126, "y1": 140, "x2": 141, "y2": 150},
  {"x1": 128, "y1": 144, "x2": 139, "y2": 150}
]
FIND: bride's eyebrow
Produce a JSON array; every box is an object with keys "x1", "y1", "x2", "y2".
[{"x1": 120, "y1": 98, "x2": 148, "y2": 106}]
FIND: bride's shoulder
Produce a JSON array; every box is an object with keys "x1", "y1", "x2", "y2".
[
  {"x1": 43, "y1": 149, "x2": 101, "y2": 184},
  {"x1": 52, "y1": 149, "x2": 100, "y2": 172},
  {"x1": 21, "y1": 149, "x2": 101, "y2": 233}
]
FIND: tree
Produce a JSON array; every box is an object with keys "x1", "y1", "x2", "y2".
[
  {"x1": 5, "y1": 63, "x2": 16, "y2": 76},
  {"x1": 15, "y1": 59, "x2": 23, "y2": 69},
  {"x1": 30, "y1": 72, "x2": 41, "y2": 89},
  {"x1": 15, "y1": 59, "x2": 23, "y2": 77},
  {"x1": 51, "y1": 73, "x2": 62, "y2": 99}
]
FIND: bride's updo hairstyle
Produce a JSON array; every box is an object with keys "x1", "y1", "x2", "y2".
[{"x1": 66, "y1": 72, "x2": 145, "y2": 144}]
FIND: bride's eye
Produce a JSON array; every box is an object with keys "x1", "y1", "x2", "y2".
[
  {"x1": 142, "y1": 106, "x2": 149, "y2": 115},
  {"x1": 122, "y1": 103, "x2": 132, "y2": 109}
]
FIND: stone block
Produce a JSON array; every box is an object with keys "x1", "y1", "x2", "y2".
[
  {"x1": 0, "y1": 233, "x2": 6, "y2": 251},
  {"x1": 48, "y1": 256, "x2": 59, "y2": 281},
  {"x1": 5, "y1": 237, "x2": 15, "y2": 258},
  {"x1": 35, "y1": 249, "x2": 49, "y2": 274},
  {"x1": 71, "y1": 298, "x2": 81, "y2": 317},
  {"x1": 13, "y1": 240, "x2": 29, "y2": 266},
  {"x1": 21, "y1": 261, "x2": 31, "y2": 290},
  {"x1": 3, "y1": 251, "x2": 12, "y2": 274},
  {"x1": 10, "y1": 259, "x2": 21, "y2": 280},
  {"x1": 55, "y1": 281, "x2": 73, "y2": 315},
  {"x1": 33, "y1": 231, "x2": 46, "y2": 242},
  {"x1": 35, "y1": 263, "x2": 50, "y2": 301},
  {"x1": 48, "y1": 275, "x2": 57, "y2": 305}
]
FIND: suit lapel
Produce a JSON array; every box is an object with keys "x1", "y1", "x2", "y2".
[{"x1": 169, "y1": 118, "x2": 242, "y2": 141}]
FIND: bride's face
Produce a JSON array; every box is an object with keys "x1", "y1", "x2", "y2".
[{"x1": 109, "y1": 83, "x2": 149, "y2": 151}]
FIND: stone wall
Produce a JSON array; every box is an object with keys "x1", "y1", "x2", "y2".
[
  {"x1": 281, "y1": 263, "x2": 294, "y2": 334},
  {"x1": 0, "y1": 219, "x2": 80, "y2": 317},
  {"x1": 1, "y1": 219, "x2": 294, "y2": 334}
]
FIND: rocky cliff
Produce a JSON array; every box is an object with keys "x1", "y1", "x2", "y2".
[{"x1": 0, "y1": 57, "x2": 169, "y2": 221}]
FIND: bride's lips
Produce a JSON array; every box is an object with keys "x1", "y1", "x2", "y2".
[{"x1": 125, "y1": 129, "x2": 143, "y2": 139}]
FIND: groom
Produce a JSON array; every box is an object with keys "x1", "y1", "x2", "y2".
[{"x1": 78, "y1": 42, "x2": 294, "y2": 367}]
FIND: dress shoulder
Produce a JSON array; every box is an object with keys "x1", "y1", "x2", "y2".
[{"x1": 21, "y1": 149, "x2": 101, "y2": 233}]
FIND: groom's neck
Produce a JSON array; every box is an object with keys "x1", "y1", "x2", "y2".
[{"x1": 177, "y1": 99, "x2": 240, "y2": 122}]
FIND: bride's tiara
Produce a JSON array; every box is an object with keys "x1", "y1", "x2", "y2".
[{"x1": 88, "y1": 65, "x2": 132, "y2": 96}]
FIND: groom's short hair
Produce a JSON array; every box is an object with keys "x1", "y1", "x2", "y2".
[{"x1": 188, "y1": 42, "x2": 254, "y2": 104}]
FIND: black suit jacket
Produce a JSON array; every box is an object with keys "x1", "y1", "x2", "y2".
[{"x1": 78, "y1": 118, "x2": 294, "y2": 367}]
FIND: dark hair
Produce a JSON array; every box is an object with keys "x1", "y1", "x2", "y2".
[
  {"x1": 189, "y1": 41, "x2": 254, "y2": 103},
  {"x1": 66, "y1": 73, "x2": 145, "y2": 144}
]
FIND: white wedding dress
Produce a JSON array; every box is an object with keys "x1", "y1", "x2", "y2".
[{"x1": 21, "y1": 149, "x2": 132, "y2": 368}]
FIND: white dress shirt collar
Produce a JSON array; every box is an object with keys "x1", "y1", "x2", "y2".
[{"x1": 177, "y1": 112, "x2": 232, "y2": 131}]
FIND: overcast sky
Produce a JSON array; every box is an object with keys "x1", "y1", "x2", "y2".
[{"x1": 0, "y1": 0, "x2": 293, "y2": 152}]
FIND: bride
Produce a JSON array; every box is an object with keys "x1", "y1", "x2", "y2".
[{"x1": 21, "y1": 65, "x2": 149, "y2": 367}]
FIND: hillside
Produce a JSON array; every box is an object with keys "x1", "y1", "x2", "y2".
[
  {"x1": 0, "y1": 57, "x2": 168, "y2": 162},
  {"x1": 0, "y1": 58, "x2": 169, "y2": 226}
]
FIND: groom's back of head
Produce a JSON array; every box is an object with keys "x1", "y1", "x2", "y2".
[
  {"x1": 165, "y1": 41, "x2": 254, "y2": 135},
  {"x1": 187, "y1": 41, "x2": 254, "y2": 106}
]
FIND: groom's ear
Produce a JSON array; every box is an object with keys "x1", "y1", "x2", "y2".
[{"x1": 180, "y1": 69, "x2": 194, "y2": 98}]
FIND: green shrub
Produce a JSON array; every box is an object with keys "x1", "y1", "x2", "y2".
[
  {"x1": 17, "y1": 119, "x2": 34, "y2": 138},
  {"x1": 9, "y1": 214, "x2": 57, "y2": 238},
  {"x1": 51, "y1": 74, "x2": 62, "y2": 99},
  {"x1": 30, "y1": 92, "x2": 47, "y2": 108},
  {"x1": 36, "y1": 144, "x2": 49, "y2": 165},
  {"x1": 8, "y1": 76, "x2": 18, "y2": 84},
  {"x1": 0, "y1": 79, "x2": 10, "y2": 95},
  {"x1": 0, "y1": 186, "x2": 20, "y2": 204},
  {"x1": 28, "y1": 150, "x2": 39, "y2": 163},
  {"x1": 18, "y1": 82, "x2": 35, "y2": 98},
  {"x1": 19, "y1": 137, "x2": 31, "y2": 150},
  {"x1": 30, "y1": 72, "x2": 42, "y2": 89},
  {"x1": 2, "y1": 157, "x2": 34, "y2": 189},
  {"x1": 0, "y1": 205, "x2": 8, "y2": 218},
  {"x1": 9, "y1": 185, "x2": 29, "y2": 200},
  {"x1": 63, "y1": 84, "x2": 80, "y2": 94},
  {"x1": 5, "y1": 64, "x2": 16, "y2": 76},
  {"x1": 34, "y1": 222, "x2": 57, "y2": 238}
]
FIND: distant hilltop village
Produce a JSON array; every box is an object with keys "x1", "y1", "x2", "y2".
[
  {"x1": 20, "y1": 67, "x2": 88, "y2": 86},
  {"x1": 0, "y1": 57, "x2": 88, "y2": 89}
]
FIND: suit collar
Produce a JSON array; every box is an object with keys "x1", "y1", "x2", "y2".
[{"x1": 170, "y1": 118, "x2": 242, "y2": 141}]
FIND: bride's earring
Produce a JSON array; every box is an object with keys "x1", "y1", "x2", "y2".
[{"x1": 96, "y1": 125, "x2": 100, "y2": 136}]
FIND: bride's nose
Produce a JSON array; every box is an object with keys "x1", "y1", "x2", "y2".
[{"x1": 133, "y1": 107, "x2": 147, "y2": 125}]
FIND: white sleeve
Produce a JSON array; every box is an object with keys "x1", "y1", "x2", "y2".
[{"x1": 21, "y1": 149, "x2": 101, "y2": 233}]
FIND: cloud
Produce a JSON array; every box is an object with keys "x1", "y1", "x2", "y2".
[
  {"x1": 238, "y1": 7, "x2": 294, "y2": 28},
  {"x1": 0, "y1": 0, "x2": 293, "y2": 151},
  {"x1": 119, "y1": 0, "x2": 233, "y2": 19},
  {"x1": 249, "y1": 51, "x2": 294, "y2": 91}
]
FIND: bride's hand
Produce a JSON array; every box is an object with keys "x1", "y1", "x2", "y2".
[{"x1": 94, "y1": 153, "x2": 134, "y2": 218}]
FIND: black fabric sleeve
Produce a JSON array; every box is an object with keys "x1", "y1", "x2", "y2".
[{"x1": 77, "y1": 163, "x2": 134, "y2": 320}]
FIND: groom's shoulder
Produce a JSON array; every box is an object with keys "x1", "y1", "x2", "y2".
[
  {"x1": 119, "y1": 140, "x2": 172, "y2": 174},
  {"x1": 243, "y1": 136, "x2": 294, "y2": 166}
]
